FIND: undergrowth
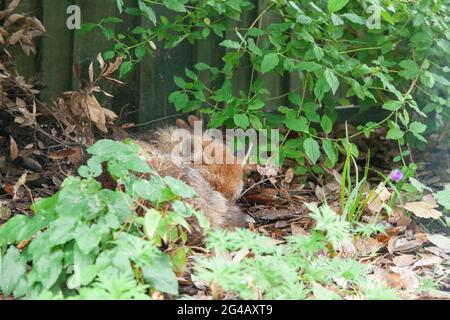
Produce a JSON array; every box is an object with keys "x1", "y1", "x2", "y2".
[{"x1": 0, "y1": 140, "x2": 403, "y2": 300}]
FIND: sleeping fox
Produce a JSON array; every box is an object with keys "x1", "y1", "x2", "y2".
[{"x1": 134, "y1": 118, "x2": 247, "y2": 230}]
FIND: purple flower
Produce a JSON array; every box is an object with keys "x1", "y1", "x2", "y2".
[{"x1": 389, "y1": 169, "x2": 404, "y2": 182}]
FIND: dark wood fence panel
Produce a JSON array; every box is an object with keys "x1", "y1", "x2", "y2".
[{"x1": 6, "y1": 0, "x2": 298, "y2": 128}]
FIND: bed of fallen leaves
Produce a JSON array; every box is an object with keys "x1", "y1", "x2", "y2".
[{"x1": 1, "y1": 0, "x2": 449, "y2": 301}]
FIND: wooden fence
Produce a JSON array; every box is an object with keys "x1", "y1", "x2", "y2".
[{"x1": 2, "y1": 0, "x2": 291, "y2": 128}]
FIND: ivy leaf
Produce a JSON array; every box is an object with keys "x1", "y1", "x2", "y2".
[
  {"x1": 304, "y1": 138, "x2": 321, "y2": 165},
  {"x1": 324, "y1": 69, "x2": 339, "y2": 95},
  {"x1": 328, "y1": 0, "x2": 349, "y2": 13},
  {"x1": 261, "y1": 53, "x2": 279, "y2": 73}
]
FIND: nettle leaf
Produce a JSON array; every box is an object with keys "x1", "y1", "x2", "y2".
[
  {"x1": 261, "y1": 53, "x2": 279, "y2": 73},
  {"x1": 75, "y1": 224, "x2": 105, "y2": 255},
  {"x1": 144, "y1": 209, "x2": 162, "y2": 239},
  {"x1": 328, "y1": 0, "x2": 349, "y2": 14},
  {"x1": 304, "y1": 138, "x2": 321, "y2": 165},
  {"x1": 324, "y1": 69, "x2": 339, "y2": 95}
]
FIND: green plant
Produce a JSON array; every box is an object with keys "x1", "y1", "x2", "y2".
[
  {"x1": 82, "y1": 0, "x2": 449, "y2": 172},
  {"x1": 0, "y1": 139, "x2": 208, "y2": 299},
  {"x1": 192, "y1": 203, "x2": 397, "y2": 300}
]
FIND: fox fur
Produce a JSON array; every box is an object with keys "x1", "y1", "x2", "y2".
[{"x1": 134, "y1": 124, "x2": 247, "y2": 230}]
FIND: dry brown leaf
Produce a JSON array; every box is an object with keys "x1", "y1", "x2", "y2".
[
  {"x1": 366, "y1": 185, "x2": 392, "y2": 214},
  {"x1": 9, "y1": 136, "x2": 19, "y2": 161},
  {"x1": 291, "y1": 223, "x2": 308, "y2": 236},
  {"x1": 84, "y1": 95, "x2": 107, "y2": 132},
  {"x1": 393, "y1": 254, "x2": 416, "y2": 267},
  {"x1": 404, "y1": 201, "x2": 442, "y2": 219},
  {"x1": 49, "y1": 148, "x2": 77, "y2": 160},
  {"x1": 427, "y1": 234, "x2": 450, "y2": 253},
  {"x1": 13, "y1": 172, "x2": 27, "y2": 200},
  {"x1": 354, "y1": 237, "x2": 381, "y2": 256},
  {"x1": 284, "y1": 167, "x2": 295, "y2": 184},
  {"x1": 413, "y1": 254, "x2": 443, "y2": 268},
  {"x1": 387, "y1": 236, "x2": 423, "y2": 255}
]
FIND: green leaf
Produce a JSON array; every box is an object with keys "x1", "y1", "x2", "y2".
[
  {"x1": 320, "y1": 115, "x2": 333, "y2": 134},
  {"x1": 119, "y1": 61, "x2": 133, "y2": 78},
  {"x1": 144, "y1": 209, "x2": 162, "y2": 239},
  {"x1": 219, "y1": 40, "x2": 241, "y2": 49},
  {"x1": 324, "y1": 69, "x2": 339, "y2": 95},
  {"x1": 383, "y1": 100, "x2": 403, "y2": 111},
  {"x1": 141, "y1": 251, "x2": 178, "y2": 295},
  {"x1": 409, "y1": 122, "x2": 426, "y2": 134},
  {"x1": 386, "y1": 128, "x2": 404, "y2": 140},
  {"x1": 164, "y1": 176, "x2": 198, "y2": 198},
  {"x1": 168, "y1": 91, "x2": 189, "y2": 110},
  {"x1": 233, "y1": 114, "x2": 250, "y2": 129},
  {"x1": 304, "y1": 138, "x2": 321, "y2": 165},
  {"x1": 35, "y1": 249, "x2": 64, "y2": 289},
  {"x1": 261, "y1": 53, "x2": 279, "y2": 73},
  {"x1": 75, "y1": 224, "x2": 104, "y2": 255},
  {"x1": 162, "y1": 0, "x2": 186, "y2": 12},
  {"x1": 284, "y1": 117, "x2": 308, "y2": 132},
  {"x1": 322, "y1": 140, "x2": 338, "y2": 165},
  {"x1": 434, "y1": 184, "x2": 450, "y2": 210},
  {"x1": 328, "y1": 0, "x2": 349, "y2": 13},
  {"x1": 138, "y1": 1, "x2": 157, "y2": 24},
  {"x1": 0, "y1": 246, "x2": 26, "y2": 297}
]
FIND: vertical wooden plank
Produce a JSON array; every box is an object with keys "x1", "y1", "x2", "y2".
[
  {"x1": 257, "y1": 0, "x2": 287, "y2": 111},
  {"x1": 109, "y1": 0, "x2": 139, "y2": 113},
  {"x1": 225, "y1": 10, "x2": 255, "y2": 96},
  {"x1": 138, "y1": 7, "x2": 194, "y2": 129},
  {"x1": 195, "y1": 35, "x2": 223, "y2": 94},
  {"x1": 72, "y1": 0, "x2": 119, "y2": 111},
  {"x1": 40, "y1": 0, "x2": 72, "y2": 102},
  {"x1": 10, "y1": 0, "x2": 39, "y2": 78}
]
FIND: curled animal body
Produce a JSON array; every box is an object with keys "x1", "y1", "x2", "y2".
[{"x1": 134, "y1": 125, "x2": 247, "y2": 231}]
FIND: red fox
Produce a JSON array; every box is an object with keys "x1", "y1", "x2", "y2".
[{"x1": 134, "y1": 119, "x2": 247, "y2": 230}]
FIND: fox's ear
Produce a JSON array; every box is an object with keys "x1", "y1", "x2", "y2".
[
  {"x1": 176, "y1": 118, "x2": 189, "y2": 129},
  {"x1": 188, "y1": 115, "x2": 201, "y2": 128}
]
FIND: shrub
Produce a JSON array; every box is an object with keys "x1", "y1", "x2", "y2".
[
  {"x1": 0, "y1": 139, "x2": 207, "y2": 299},
  {"x1": 82, "y1": 0, "x2": 449, "y2": 173}
]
